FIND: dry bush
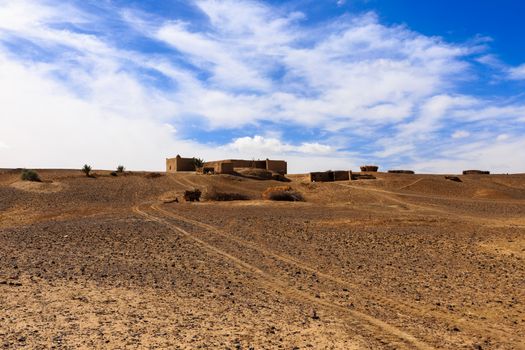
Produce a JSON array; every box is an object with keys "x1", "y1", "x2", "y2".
[
  {"x1": 203, "y1": 188, "x2": 249, "y2": 201},
  {"x1": 21, "y1": 169, "x2": 41, "y2": 182},
  {"x1": 262, "y1": 186, "x2": 304, "y2": 201},
  {"x1": 183, "y1": 189, "x2": 201, "y2": 202}
]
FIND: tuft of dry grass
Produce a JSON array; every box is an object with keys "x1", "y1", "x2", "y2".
[{"x1": 262, "y1": 186, "x2": 304, "y2": 201}]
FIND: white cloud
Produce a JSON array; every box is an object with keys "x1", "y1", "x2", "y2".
[
  {"x1": 144, "y1": 4, "x2": 475, "y2": 131},
  {"x1": 508, "y1": 63, "x2": 525, "y2": 80},
  {"x1": 412, "y1": 136, "x2": 525, "y2": 174},
  {"x1": 224, "y1": 135, "x2": 332, "y2": 157},
  {"x1": 452, "y1": 130, "x2": 470, "y2": 139},
  {"x1": 496, "y1": 133, "x2": 509, "y2": 141}
]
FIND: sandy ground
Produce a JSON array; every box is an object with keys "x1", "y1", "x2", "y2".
[{"x1": 0, "y1": 169, "x2": 524, "y2": 349}]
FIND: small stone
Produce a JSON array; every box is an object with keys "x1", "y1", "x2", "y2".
[{"x1": 311, "y1": 310, "x2": 320, "y2": 320}]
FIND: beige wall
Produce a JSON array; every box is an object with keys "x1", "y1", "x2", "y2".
[
  {"x1": 202, "y1": 158, "x2": 287, "y2": 175},
  {"x1": 333, "y1": 170, "x2": 350, "y2": 181},
  {"x1": 266, "y1": 160, "x2": 287, "y2": 175},
  {"x1": 166, "y1": 156, "x2": 196, "y2": 172}
]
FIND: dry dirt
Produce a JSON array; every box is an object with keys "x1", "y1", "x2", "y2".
[{"x1": 0, "y1": 169, "x2": 524, "y2": 349}]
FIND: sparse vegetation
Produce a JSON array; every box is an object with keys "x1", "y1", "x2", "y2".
[
  {"x1": 192, "y1": 157, "x2": 204, "y2": 168},
  {"x1": 262, "y1": 186, "x2": 304, "y2": 201},
  {"x1": 110, "y1": 171, "x2": 118, "y2": 177},
  {"x1": 20, "y1": 169, "x2": 41, "y2": 182},
  {"x1": 81, "y1": 164, "x2": 92, "y2": 177},
  {"x1": 184, "y1": 189, "x2": 202, "y2": 202},
  {"x1": 203, "y1": 187, "x2": 249, "y2": 201},
  {"x1": 117, "y1": 165, "x2": 125, "y2": 173}
]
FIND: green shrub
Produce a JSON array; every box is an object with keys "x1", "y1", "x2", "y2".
[
  {"x1": 82, "y1": 164, "x2": 92, "y2": 177},
  {"x1": 21, "y1": 169, "x2": 41, "y2": 182},
  {"x1": 117, "y1": 165, "x2": 125, "y2": 173}
]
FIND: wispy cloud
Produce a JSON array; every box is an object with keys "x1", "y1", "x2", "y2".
[{"x1": 508, "y1": 63, "x2": 525, "y2": 80}]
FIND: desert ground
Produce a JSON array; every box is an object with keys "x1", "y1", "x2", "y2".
[{"x1": 0, "y1": 168, "x2": 524, "y2": 349}]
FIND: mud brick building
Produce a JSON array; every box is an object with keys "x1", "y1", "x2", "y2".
[
  {"x1": 203, "y1": 159, "x2": 287, "y2": 175},
  {"x1": 310, "y1": 170, "x2": 351, "y2": 182},
  {"x1": 166, "y1": 156, "x2": 287, "y2": 175},
  {"x1": 166, "y1": 155, "x2": 196, "y2": 172}
]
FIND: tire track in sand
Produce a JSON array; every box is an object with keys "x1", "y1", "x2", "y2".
[
  {"x1": 335, "y1": 183, "x2": 512, "y2": 226},
  {"x1": 132, "y1": 202, "x2": 435, "y2": 350},
  {"x1": 150, "y1": 203, "x2": 517, "y2": 346}
]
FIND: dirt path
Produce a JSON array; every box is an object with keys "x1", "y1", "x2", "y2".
[
  {"x1": 335, "y1": 183, "x2": 525, "y2": 228},
  {"x1": 143, "y1": 198, "x2": 525, "y2": 349},
  {"x1": 132, "y1": 202, "x2": 436, "y2": 350}
]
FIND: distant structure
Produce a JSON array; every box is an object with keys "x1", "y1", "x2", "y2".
[
  {"x1": 310, "y1": 170, "x2": 350, "y2": 182},
  {"x1": 360, "y1": 165, "x2": 379, "y2": 172},
  {"x1": 309, "y1": 169, "x2": 378, "y2": 182},
  {"x1": 352, "y1": 173, "x2": 376, "y2": 180},
  {"x1": 166, "y1": 156, "x2": 287, "y2": 175},
  {"x1": 166, "y1": 155, "x2": 196, "y2": 172},
  {"x1": 388, "y1": 170, "x2": 415, "y2": 174},
  {"x1": 445, "y1": 176, "x2": 462, "y2": 182},
  {"x1": 204, "y1": 159, "x2": 287, "y2": 175},
  {"x1": 463, "y1": 170, "x2": 490, "y2": 175}
]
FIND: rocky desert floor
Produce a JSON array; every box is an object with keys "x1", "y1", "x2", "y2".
[{"x1": 0, "y1": 169, "x2": 524, "y2": 349}]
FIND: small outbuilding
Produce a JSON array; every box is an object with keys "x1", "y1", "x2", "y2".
[
  {"x1": 388, "y1": 170, "x2": 415, "y2": 174},
  {"x1": 360, "y1": 165, "x2": 379, "y2": 172},
  {"x1": 166, "y1": 155, "x2": 196, "y2": 172},
  {"x1": 462, "y1": 170, "x2": 490, "y2": 175},
  {"x1": 310, "y1": 170, "x2": 351, "y2": 182}
]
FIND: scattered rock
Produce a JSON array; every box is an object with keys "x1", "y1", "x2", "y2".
[
  {"x1": 311, "y1": 310, "x2": 320, "y2": 320},
  {"x1": 445, "y1": 176, "x2": 462, "y2": 182}
]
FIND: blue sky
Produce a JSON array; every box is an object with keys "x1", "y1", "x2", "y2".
[{"x1": 1, "y1": 0, "x2": 524, "y2": 173}]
